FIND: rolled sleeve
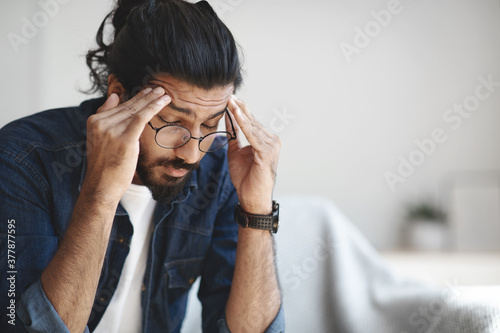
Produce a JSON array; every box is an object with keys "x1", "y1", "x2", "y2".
[
  {"x1": 17, "y1": 279, "x2": 70, "y2": 333},
  {"x1": 216, "y1": 304, "x2": 285, "y2": 333},
  {"x1": 17, "y1": 280, "x2": 91, "y2": 333}
]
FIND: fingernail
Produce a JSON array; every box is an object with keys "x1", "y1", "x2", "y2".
[
  {"x1": 143, "y1": 87, "x2": 152, "y2": 94},
  {"x1": 155, "y1": 95, "x2": 170, "y2": 105},
  {"x1": 153, "y1": 86, "x2": 164, "y2": 94}
]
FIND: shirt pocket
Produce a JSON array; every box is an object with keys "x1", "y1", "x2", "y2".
[
  {"x1": 162, "y1": 257, "x2": 204, "y2": 328},
  {"x1": 164, "y1": 256, "x2": 204, "y2": 289}
]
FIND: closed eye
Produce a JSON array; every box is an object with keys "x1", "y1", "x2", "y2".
[
  {"x1": 202, "y1": 124, "x2": 219, "y2": 131},
  {"x1": 158, "y1": 116, "x2": 180, "y2": 126},
  {"x1": 159, "y1": 115, "x2": 220, "y2": 131}
]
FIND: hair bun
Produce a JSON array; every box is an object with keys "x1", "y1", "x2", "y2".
[
  {"x1": 112, "y1": 0, "x2": 149, "y2": 38},
  {"x1": 195, "y1": 0, "x2": 217, "y2": 17}
]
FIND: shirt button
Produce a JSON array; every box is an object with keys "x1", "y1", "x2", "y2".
[
  {"x1": 99, "y1": 295, "x2": 106, "y2": 303},
  {"x1": 117, "y1": 236, "x2": 126, "y2": 245},
  {"x1": 142, "y1": 284, "x2": 146, "y2": 292},
  {"x1": 188, "y1": 278, "x2": 195, "y2": 285}
]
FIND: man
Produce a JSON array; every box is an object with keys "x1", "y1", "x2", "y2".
[{"x1": 0, "y1": 0, "x2": 283, "y2": 332}]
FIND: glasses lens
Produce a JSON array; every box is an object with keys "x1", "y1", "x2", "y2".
[
  {"x1": 156, "y1": 126, "x2": 191, "y2": 148},
  {"x1": 200, "y1": 132, "x2": 231, "y2": 152}
]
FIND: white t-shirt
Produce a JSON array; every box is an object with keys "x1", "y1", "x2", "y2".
[{"x1": 94, "y1": 183, "x2": 156, "y2": 333}]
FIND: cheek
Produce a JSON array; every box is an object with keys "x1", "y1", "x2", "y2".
[
  {"x1": 200, "y1": 135, "x2": 216, "y2": 151},
  {"x1": 140, "y1": 126, "x2": 156, "y2": 147},
  {"x1": 139, "y1": 128, "x2": 173, "y2": 161},
  {"x1": 139, "y1": 128, "x2": 153, "y2": 157}
]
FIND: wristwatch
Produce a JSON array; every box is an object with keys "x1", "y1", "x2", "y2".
[{"x1": 234, "y1": 201, "x2": 280, "y2": 234}]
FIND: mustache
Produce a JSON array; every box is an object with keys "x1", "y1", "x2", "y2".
[{"x1": 151, "y1": 157, "x2": 199, "y2": 171}]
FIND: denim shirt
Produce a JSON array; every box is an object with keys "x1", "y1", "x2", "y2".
[{"x1": 0, "y1": 98, "x2": 284, "y2": 332}]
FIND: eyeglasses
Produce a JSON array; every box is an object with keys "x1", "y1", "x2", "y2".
[{"x1": 147, "y1": 108, "x2": 237, "y2": 153}]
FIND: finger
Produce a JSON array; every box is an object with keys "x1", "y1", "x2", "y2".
[
  {"x1": 93, "y1": 87, "x2": 153, "y2": 120},
  {"x1": 102, "y1": 86, "x2": 165, "y2": 121},
  {"x1": 225, "y1": 104, "x2": 244, "y2": 151},
  {"x1": 229, "y1": 98, "x2": 276, "y2": 146},
  {"x1": 89, "y1": 87, "x2": 171, "y2": 141},
  {"x1": 231, "y1": 96, "x2": 275, "y2": 141},
  {"x1": 232, "y1": 95, "x2": 256, "y2": 123},
  {"x1": 227, "y1": 98, "x2": 269, "y2": 150},
  {"x1": 96, "y1": 93, "x2": 120, "y2": 114},
  {"x1": 118, "y1": 94, "x2": 172, "y2": 138}
]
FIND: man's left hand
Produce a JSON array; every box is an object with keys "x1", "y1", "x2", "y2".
[{"x1": 225, "y1": 97, "x2": 282, "y2": 215}]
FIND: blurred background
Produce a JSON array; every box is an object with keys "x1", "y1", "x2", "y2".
[{"x1": 1, "y1": 0, "x2": 500, "y2": 284}]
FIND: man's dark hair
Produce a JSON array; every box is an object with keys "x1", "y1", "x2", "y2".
[{"x1": 85, "y1": 0, "x2": 243, "y2": 98}]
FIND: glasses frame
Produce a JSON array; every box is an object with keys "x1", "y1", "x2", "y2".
[{"x1": 147, "y1": 108, "x2": 237, "y2": 153}]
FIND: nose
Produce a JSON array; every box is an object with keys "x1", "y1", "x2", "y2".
[{"x1": 174, "y1": 135, "x2": 202, "y2": 164}]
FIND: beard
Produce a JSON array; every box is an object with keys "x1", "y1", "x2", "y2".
[{"x1": 135, "y1": 147, "x2": 199, "y2": 203}]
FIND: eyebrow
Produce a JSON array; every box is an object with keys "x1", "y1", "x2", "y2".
[{"x1": 168, "y1": 103, "x2": 227, "y2": 121}]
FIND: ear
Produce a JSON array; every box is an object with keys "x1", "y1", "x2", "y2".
[{"x1": 107, "y1": 74, "x2": 127, "y2": 102}]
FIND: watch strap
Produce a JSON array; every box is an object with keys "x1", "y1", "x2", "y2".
[{"x1": 234, "y1": 201, "x2": 280, "y2": 233}]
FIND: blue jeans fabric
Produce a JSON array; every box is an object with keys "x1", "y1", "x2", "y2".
[{"x1": 0, "y1": 97, "x2": 284, "y2": 332}]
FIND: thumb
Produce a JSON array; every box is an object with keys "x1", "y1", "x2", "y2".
[{"x1": 97, "y1": 93, "x2": 120, "y2": 113}]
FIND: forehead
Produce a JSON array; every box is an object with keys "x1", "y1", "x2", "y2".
[{"x1": 149, "y1": 74, "x2": 234, "y2": 110}]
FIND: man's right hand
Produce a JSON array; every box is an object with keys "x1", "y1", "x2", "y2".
[
  {"x1": 40, "y1": 86, "x2": 170, "y2": 333},
  {"x1": 83, "y1": 87, "x2": 171, "y2": 203}
]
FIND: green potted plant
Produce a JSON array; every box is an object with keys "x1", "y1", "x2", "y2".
[{"x1": 403, "y1": 200, "x2": 448, "y2": 250}]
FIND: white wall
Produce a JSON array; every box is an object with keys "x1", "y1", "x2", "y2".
[{"x1": 1, "y1": 0, "x2": 499, "y2": 249}]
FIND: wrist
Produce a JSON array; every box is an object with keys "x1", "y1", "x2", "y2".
[
  {"x1": 79, "y1": 181, "x2": 122, "y2": 209},
  {"x1": 238, "y1": 198, "x2": 273, "y2": 215}
]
